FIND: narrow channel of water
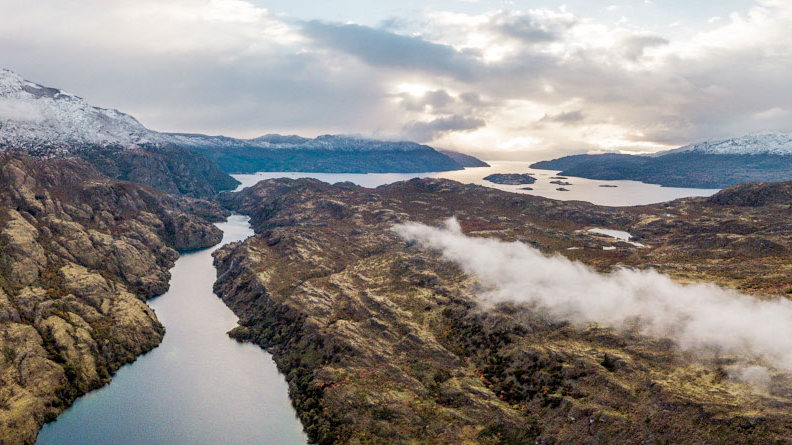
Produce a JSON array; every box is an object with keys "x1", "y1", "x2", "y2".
[{"x1": 37, "y1": 215, "x2": 307, "y2": 445}]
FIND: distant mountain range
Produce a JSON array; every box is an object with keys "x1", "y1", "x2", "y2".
[
  {"x1": 531, "y1": 134, "x2": 792, "y2": 188},
  {"x1": 0, "y1": 69, "x2": 482, "y2": 194},
  {"x1": 173, "y1": 133, "x2": 472, "y2": 174}
]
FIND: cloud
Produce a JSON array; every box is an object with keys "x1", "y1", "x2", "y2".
[
  {"x1": 754, "y1": 107, "x2": 789, "y2": 120},
  {"x1": 395, "y1": 218, "x2": 792, "y2": 376},
  {"x1": 0, "y1": 99, "x2": 43, "y2": 122},
  {"x1": 397, "y1": 90, "x2": 455, "y2": 112},
  {"x1": 539, "y1": 110, "x2": 585, "y2": 124},
  {"x1": 402, "y1": 115, "x2": 486, "y2": 142},
  {"x1": 489, "y1": 10, "x2": 560, "y2": 43},
  {"x1": 301, "y1": 20, "x2": 479, "y2": 79},
  {"x1": 620, "y1": 35, "x2": 669, "y2": 60},
  {"x1": 1, "y1": 1, "x2": 791, "y2": 157}
]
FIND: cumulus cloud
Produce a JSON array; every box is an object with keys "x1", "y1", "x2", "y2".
[
  {"x1": 1, "y1": 0, "x2": 791, "y2": 157},
  {"x1": 395, "y1": 218, "x2": 792, "y2": 375},
  {"x1": 301, "y1": 21, "x2": 480, "y2": 79}
]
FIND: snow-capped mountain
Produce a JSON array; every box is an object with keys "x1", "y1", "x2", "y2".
[
  {"x1": 0, "y1": 68, "x2": 476, "y2": 176},
  {"x1": 165, "y1": 133, "x2": 432, "y2": 152},
  {"x1": 532, "y1": 133, "x2": 792, "y2": 188},
  {"x1": 0, "y1": 69, "x2": 158, "y2": 153},
  {"x1": 0, "y1": 69, "x2": 439, "y2": 155},
  {"x1": 664, "y1": 133, "x2": 792, "y2": 156}
]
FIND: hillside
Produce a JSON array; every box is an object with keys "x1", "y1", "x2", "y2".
[
  {"x1": 438, "y1": 150, "x2": 490, "y2": 168},
  {"x1": 0, "y1": 69, "x2": 238, "y2": 197},
  {"x1": 213, "y1": 177, "x2": 792, "y2": 444},
  {"x1": 531, "y1": 134, "x2": 792, "y2": 188},
  {"x1": 1, "y1": 68, "x2": 488, "y2": 191},
  {"x1": 175, "y1": 134, "x2": 477, "y2": 174},
  {"x1": 0, "y1": 152, "x2": 226, "y2": 444}
]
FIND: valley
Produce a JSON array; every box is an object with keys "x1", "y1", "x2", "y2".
[{"x1": 212, "y1": 176, "x2": 792, "y2": 443}]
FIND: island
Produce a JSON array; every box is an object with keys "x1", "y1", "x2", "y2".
[{"x1": 483, "y1": 173, "x2": 537, "y2": 185}]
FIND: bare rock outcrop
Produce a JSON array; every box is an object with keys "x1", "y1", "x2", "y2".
[{"x1": 0, "y1": 152, "x2": 224, "y2": 444}]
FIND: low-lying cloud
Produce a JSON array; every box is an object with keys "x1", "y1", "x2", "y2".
[{"x1": 395, "y1": 218, "x2": 792, "y2": 376}]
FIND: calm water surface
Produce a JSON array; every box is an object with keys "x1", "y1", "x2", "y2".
[
  {"x1": 233, "y1": 160, "x2": 720, "y2": 206},
  {"x1": 37, "y1": 215, "x2": 307, "y2": 445},
  {"x1": 37, "y1": 160, "x2": 717, "y2": 444}
]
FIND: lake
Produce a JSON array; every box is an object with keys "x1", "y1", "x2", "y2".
[
  {"x1": 36, "y1": 216, "x2": 307, "y2": 445},
  {"x1": 232, "y1": 160, "x2": 720, "y2": 206}
]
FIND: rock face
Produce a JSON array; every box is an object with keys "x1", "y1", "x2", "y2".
[
  {"x1": 214, "y1": 177, "x2": 792, "y2": 444},
  {"x1": 483, "y1": 173, "x2": 536, "y2": 185},
  {"x1": 75, "y1": 144, "x2": 240, "y2": 198},
  {"x1": 0, "y1": 152, "x2": 225, "y2": 444}
]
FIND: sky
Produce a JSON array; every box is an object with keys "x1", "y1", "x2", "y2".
[{"x1": 1, "y1": 0, "x2": 790, "y2": 160}]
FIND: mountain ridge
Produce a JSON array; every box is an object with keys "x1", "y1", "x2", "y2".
[
  {"x1": 531, "y1": 133, "x2": 792, "y2": 188},
  {"x1": 0, "y1": 69, "x2": 484, "y2": 176}
]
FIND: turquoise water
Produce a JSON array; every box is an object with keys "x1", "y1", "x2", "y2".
[{"x1": 37, "y1": 215, "x2": 307, "y2": 445}]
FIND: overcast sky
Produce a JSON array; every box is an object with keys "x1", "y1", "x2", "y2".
[{"x1": 2, "y1": 0, "x2": 790, "y2": 160}]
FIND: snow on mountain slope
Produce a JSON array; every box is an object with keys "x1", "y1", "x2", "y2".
[
  {"x1": 0, "y1": 68, "x2": 436, "y2": 155},
  {"x1": 167, "y1": 133, "x2": 434, "y2": 152},
  {"x1": 0, "y1": 69, "x2": 159, "y2": 153},
  {"x1": 664, "y1": 134, "x2": 792, "y2": 156}
]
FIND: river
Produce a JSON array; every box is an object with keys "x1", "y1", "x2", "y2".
[
  {"x1": 36, "y1": 161, "x2": 719, "y2": 443},
  {"x1": 37, "y1": 215, "x2": 308, "y2": 445}
]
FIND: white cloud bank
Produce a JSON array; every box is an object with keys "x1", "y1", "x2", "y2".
[{"x1": 395, "y1": 218, "x2": 792, "y2": 376}]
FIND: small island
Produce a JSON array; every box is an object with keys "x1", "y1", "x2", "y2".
[
  {"x1": 484, "y1": 173, "x2": 537, "y2": 185},
  {"x1": 599, "y1": 184, "x2": 618, "y2": 188},
  {"x1": 550, "y1": 180, "x2": 572, "y2": 186}
]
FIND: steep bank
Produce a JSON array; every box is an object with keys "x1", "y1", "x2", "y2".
[
  {"x1": 214, "y1": 177, "x2": 792, "y2": 443},
  {"x1": 36, "y1": 215, "x2": 307, "y2": 444},
  {"x1": 0, "y1": 152, "x2": 225, "y2": 444},
  {"x1": 74, "y1": 144, "x2": 240, "y2": 198}
]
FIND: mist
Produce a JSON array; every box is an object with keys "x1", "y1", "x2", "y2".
[{"x1": 395, "y1": 218, "x2": 792, "y2": 376}]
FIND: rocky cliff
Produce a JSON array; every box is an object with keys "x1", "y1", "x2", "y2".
[
  {"x1": 214, "y1": 177, "x2": 792, "y2": 444},
  {"x1": 0, "y1": 152, "x2": 225, "y2": 444}
]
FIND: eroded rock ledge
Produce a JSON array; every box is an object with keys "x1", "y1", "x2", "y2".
[
  {"x1": 214, "y1": 177, "x2": 792, "y2": 444},
  {"x1": 0, "y1": 152, "x2": 226, "y2": 444}
]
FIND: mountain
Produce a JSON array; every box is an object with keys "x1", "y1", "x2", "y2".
[
  {"x1": 173, "y1": 134, "x2": 479, "y2": 174},
  {"x1": 530, "y1": 134, "x2": 792, "y2": 188},
  {"x1": 215, "y1": 177, "x2": 792, "y2": 443},
  {"x1": 0, "y1": 69, "x2": 239, "y2": 197},
  {"x1": 439, "y1": 149, "x2": 490, "y2": 167},
  {"x1": 0, "y1": 68, "x2": 487, "y2": 191},
  {"x1": 0, "y1": 152, "x2": 226, "y2": 444}
]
